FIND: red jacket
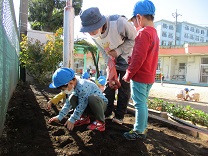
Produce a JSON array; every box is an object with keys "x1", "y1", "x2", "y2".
[{"x1": 125, "y1": 26, "x2": 159, "y2": 84}]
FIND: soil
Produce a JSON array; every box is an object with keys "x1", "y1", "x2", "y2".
[{"x1": 0, "y1": 82, "x2": 208, "y2": 156}]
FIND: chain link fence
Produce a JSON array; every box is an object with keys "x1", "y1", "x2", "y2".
[{"x1": 0, "y1": 0, "x2": 19, "y2": 136}]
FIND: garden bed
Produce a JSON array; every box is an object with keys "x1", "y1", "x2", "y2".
[{"x1": 0, "y1": 83, "x2": 208, "y2": 156}]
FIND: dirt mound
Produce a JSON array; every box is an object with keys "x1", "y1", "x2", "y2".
[{"x1": 0, "y1": 83, "x2": 208, "y2": 156}]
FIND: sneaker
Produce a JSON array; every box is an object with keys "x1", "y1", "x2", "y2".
[
  {"x1": 112, "y1": 117, "x2": 123, "y2": 125},
  {"x1": 105, "y1": 113, "x2": 114, "y2": 119},
  {"x1": 123, "y1": 129, "x2": 148, "y2": 141},
  {"x1": 74, "y1": 116, "x2": 90, "y2": 126},
  {"x1": 87, "y1": 120, "x2": 105, "y2": 132}
]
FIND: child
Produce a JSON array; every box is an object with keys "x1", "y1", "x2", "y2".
[
  {"x1": 82, "y1": 71, "x2": 96, "y2": 83},
  {"x1": 47, "y1": 71, "x2": 93, "y2": 110},
  {"x1": 122, "y1": 0, "x2": 159, "y2": 140},
  {"x1": 47, "y1": 91, "x2": 66, "y2": 110},
  {"x1": 48, "y1": 67, "x2": 108, "y2": 132},
  {"x1": 97, "y1": 76, "x2": 107, "y2": 92}
]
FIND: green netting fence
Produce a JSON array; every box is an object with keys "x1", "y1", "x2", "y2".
[{"x1": 0, "y1": 0, "x2": 20, "y2": 136}]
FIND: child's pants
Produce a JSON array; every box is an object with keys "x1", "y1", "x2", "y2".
[
  {"x1": 70, "y1": 94, "x2": 107, "y2": 123},
  {"x1": 131, "y1": 81, "x2": 152, "y2": 133}
]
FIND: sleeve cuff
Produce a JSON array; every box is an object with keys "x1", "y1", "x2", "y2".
[
  {"x1": 124, "y1": 71, "x2": 131, "y2": 82},
  {"x1": 57, "y1": 115, "x2": 63, "y2": 121},
  {"x1": 69, "y1": 117, "x2": 76, "y2": 124}
]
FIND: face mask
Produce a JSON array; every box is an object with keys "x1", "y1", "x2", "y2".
[
  {"x1": 63, "y1": 89, "x2": 74, "y2": 94},
  {"x1": 91, "y1": 29, "x2": 101, "y2": 39},
  {"x1": 62, "y1": 84, "x2": 74, "y2": 94}
]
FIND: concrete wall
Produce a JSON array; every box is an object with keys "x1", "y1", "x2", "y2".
[
  {"x1": 160, "y1": 55, "x2": 206, "y2": 83},
  {"x1": 27, "y1": 29, "x2": 54, "y2": 43}
]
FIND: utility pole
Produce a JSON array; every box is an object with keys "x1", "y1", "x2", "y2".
[
  {"x1": 172, "y1": 9, "x2": 181, "y2": 46},
  {"x1": 63, "y1": 0, "x2": 74, "y2": 68}
]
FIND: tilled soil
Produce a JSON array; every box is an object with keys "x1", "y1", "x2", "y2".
[{"x1": 0, "y1": 83, "x2": 208, "y2": 156}]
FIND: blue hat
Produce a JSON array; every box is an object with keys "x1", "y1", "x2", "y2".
[
  {"x1": 82, "y1": 72, "x2": 90, "y2": 79},
  {"x1": 98, "y1": 76, "x2": 106, "y2": 86},
  {"x1": 184, "y1": 88, "x2": 189, "y2": 92},
  {"x1": 49, "y1": 68, "x2": 75, "y2": 88},
  {"x1": 80, "y1": 7, "x2": 106, "y2": 32},
  {"x1": 98, "y1": 76, "x2": 105, "y2": 80},
  {"x1": 129, "y1": 0, "x2": 155, "y2": 20}
]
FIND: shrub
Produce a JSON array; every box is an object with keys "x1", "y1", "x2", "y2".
[
  {"x1": 19, "y1": 28, "x2": 63, "y2": 84},
  {"x1": 148, "y1": 98, "x2": 208, "y2": 127}
]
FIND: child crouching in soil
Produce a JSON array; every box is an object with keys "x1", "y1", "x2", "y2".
[{"x1": 48, "y1": 67, "x2": 108, "y2": 132}]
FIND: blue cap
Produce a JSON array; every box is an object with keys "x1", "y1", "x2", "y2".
[
  {"x1": 130, "y1": 0, "x2": 155, "y2": 20},
  {"x1": 98, "y1": 76, "x2": 106, "y2": 86},
  {"x1": 49, "y1": 68, "x2": 75, "y2": 88},
  {"x1": 184, "y1": 88, "x2": 189, "y2": 92},
  {"x1": 82, "y1": 72, "x2": 90, "y2": 79},
  {"x1": 98, "y1": 76, "x2": 105, "y2": 80}
]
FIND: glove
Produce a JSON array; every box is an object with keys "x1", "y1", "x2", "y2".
[
  {"x1": 109, "y1": 77, "x2": 121, "y2": 90},
  {"x1": 106, "y1": 58, "x2": 121, "y2": 90}
]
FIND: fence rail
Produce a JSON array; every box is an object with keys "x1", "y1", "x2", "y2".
[{"x1": 0, "y1": 0, "x2": 19, "y2": 136}]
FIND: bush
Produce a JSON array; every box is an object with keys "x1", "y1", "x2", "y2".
[
  {"x1": 19, "y1": 28, "x2": 63, "y2": 84},
  {"x1": 148, "y1": 98, "x2": 208, "y2": 127}
]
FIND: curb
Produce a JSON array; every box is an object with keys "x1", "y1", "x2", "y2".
[{"x1": 127, "y1": 106, "x2": 208, "y2": 142}]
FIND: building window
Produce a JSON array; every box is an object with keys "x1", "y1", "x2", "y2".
[
  {"x1": 161, "y1": 40, "x2": 166, "y2": 46},
  {"x1": 202, "y1": 58, "x2": 208, "y2": 64},
  {"x1": 195, "y1": 36, "x2": 199, "y2": 41},
  {"x1": 190, "y1": 27, "x2": 194, "y2": 32},
  {"x1": 185, "y1": 25, "x2": 189, "y2": 30},
  {"x1": 190, "y1": 34, "x2": 194, "y2": 40},
  {"x1": 168, "y1": 33, "x2": 173, "y2": 38},
  {"x1": 169, "y1": 25, "x2": 174, "y2": 30},
  {"x1": 201, "y1": 30, "x2": 205, "y2": 34},
  {"x1": 179, "y1": 63, "x2": 186, "y2": 70},
  {"x1": 168, "y1": 41, "x2": 173, "y2": 46},
  {"x1": 196, "y1": 28, "x2": 200, "y2": 33},
  {"x1": 162, "y1": 23, "x2": 168, "y2": 28},
  {"x1": 184, "y1": 33, "x2": 189, "y2": 38},
  {"x1": 200, "y1": 37, "x2": 204, "y2": 42},
  {"x1": 162, "y1": 31, "x2": 167, "y2": 37}
]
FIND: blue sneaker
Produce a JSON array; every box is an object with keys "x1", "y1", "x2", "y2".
[{"x1": 124, "y1": 129, "x2": 147, "y2": 141}]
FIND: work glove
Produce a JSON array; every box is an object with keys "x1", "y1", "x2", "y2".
[{"x1": 106, "y1": 58, "x2": 121, "y2": 90}]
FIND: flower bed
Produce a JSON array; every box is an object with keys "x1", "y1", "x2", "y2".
[{"x1": 148, "y1": 98, "x2": 208, "y2": 128}]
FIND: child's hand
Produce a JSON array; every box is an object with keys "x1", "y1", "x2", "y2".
[
  {"x1": 48, "y1": 117, "x2": 59, "y2": 123},
  {"x1": 64, "y1": 120, "x2": 74, "y2": 131},
  {"x1": 47, "y1": 101, "x2": 53, "y2": 110},
  {"x1": 122, "y1": 74, "x2": 130, "y2": 83}
]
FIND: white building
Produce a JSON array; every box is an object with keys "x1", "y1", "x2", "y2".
[
  {"x1": 177, "y1": 22, "x2": 208, "y2": 45},
  {"x1": 154, "y1": 19, "x2": 176, "y2": 46},
  {"x1": 154, "y1": 19, "x2": 208, "y2": 46}
]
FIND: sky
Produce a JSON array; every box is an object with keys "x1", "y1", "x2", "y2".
[{"x1": 13, "y1": 0, "x2": 208, "y2": 40}]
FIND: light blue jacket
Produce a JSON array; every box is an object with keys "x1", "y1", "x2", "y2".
[{"x1": 57, "y1": 79, "x2": 108, "y2": 123}]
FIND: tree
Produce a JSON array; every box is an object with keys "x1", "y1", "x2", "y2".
[
  {"x1": 28, "y1": 0, "x2": 83, "y2": 32},
  {"x1": 19, "y1": 28, "x2": 64, "y2": 84},
  {"x1": 74, "y1": 39, "x2": 101, "y2": 78}
]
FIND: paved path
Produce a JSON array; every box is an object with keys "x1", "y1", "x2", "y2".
[{"x1": 149, "y1": 82, "x2": 208, "y2": 113}]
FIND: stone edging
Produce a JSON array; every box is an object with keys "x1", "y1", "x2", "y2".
[{"x1": 127, "y1": 106, "x2": 208, "y2": 142}]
